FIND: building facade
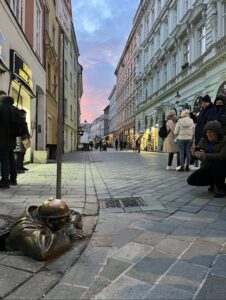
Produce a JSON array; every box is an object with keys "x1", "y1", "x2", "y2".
[
  {"x1": 108, "y1": 84, "x2": 116, "y2": 146},
  {"x1": 90, "y1": 115, "x2": 105, "y2": 142},
  {"x1": 0, "y1": 0, "x2": 46, "y2": 162},
  {"x1": 134, "y1": 0, "x2": 226, "y2": 151},
  {"x1": 114, "y1": 23, "x2": 138, "y2": 148},
  {"x1": 64, "y1": 23, "x2": 81, "y2": 153}
]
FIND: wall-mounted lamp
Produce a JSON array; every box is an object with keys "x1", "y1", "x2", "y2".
[{"x1": 175, "y1": 91, "x2": 181, "y2": 105}]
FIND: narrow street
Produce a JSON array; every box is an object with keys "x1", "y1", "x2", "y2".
[{"x1": 1, "y1": 150, "x2": 226, "y2": 299}]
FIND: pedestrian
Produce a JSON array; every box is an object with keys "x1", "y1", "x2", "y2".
[
  {"x1": 174, "y1": 109, "x2": 195, "y2": 171},
  {"x1": 131, "y1": 139, "x2": 136, "y2": 152},
  {"x1": 102, "y1": 140, "x2": 107, "y2": 151},
  {"x1": 163, "y1": 109, "x2": 180, "y2": 170},
  {"x1": 187, "y1": 120, "x2": 226, "y2": 198},
  {"x1": 189, "y1": 111, "x2": 199, "y2": 170},
  {"x1": 195, "y1": 95, "x2": 214, "y2": 145},
  {"x1": 119, "y1": 140, "x2": 123, "y2": 151},
  {"x1": 0, "y1": 93, "x2": 11, "y2": 188},
  {"x1": 206, "y1": 94, "x2": 226, "y2": 135},
  {"x1": 136, "y1": 137, "x2": 141, "y2": 153},
  {"x1": 123, "y1": 140, "x2": 127, "y2": 151},
  {"x1": 115, "y1": 138, "x2": 119, "y2": 151},
  {"x1": 14, "y1": 110, "x2": 30, "y2": 174},
  {"x1": 89, "y1": 141, "x2": 94, "y2": 151},
  {"x1": 99, "y1": 139, "x2": 103, "y2": 151}
]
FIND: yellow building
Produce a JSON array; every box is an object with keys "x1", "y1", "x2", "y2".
[{"x1": 45, "y1": 0, "x2": 59, "y2": 146}]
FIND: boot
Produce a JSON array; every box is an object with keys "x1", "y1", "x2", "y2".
[{"x1": 178, "y1": 166, "x2": 184, "y2": 172}]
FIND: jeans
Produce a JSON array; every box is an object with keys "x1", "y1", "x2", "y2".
[
  {"x1": 187, "y1": 161, "x2": 226, "y2": 190},
  {"x1": 177, "y1": 139, "x2": 192, "y2": 167},
  {"x1": 0, "y1": 151, "x2": 9, "y2": 183}
]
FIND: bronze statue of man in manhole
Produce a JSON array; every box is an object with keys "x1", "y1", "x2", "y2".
[{"x1": 5, "y1": 197, "x2": 86, "y2": 261}]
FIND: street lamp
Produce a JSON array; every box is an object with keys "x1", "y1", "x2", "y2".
[{"x1": 175, "y1": 91, "x2": 181, "y2": 105}]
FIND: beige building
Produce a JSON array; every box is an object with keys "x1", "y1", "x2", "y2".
[
  {"x1": 45, "y1": 0, "x2": 59, "y2": 146},
  {"x1": 64, "y1": 24, "x2": 82, "y2": 153},
  {"x1": 0, "y1": 0, "x2": 46, "y2": 162},
  {"x1": 114, "y1": 25, "x2": 138, "y2": 148}
]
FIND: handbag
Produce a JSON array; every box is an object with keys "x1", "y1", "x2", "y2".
[{"x1": 22, "y1": 138, "x2": 31, "y2": 149}]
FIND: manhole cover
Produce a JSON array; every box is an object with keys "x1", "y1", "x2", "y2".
[{"x1": 101, "y1": 197, "x2": 146, "y2": 209}]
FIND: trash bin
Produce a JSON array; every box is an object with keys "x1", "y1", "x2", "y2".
[{"x1": 46, "y1": 144, "x2": 57, "y2": 160}]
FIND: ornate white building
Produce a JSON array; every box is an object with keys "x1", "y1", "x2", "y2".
[{"x1": 133, "y1": 0, "x2": 226, "y2": 150}]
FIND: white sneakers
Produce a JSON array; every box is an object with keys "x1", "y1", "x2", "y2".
[
  {"x1": 166, "y1": 166, "x2": 174, "y2": 170},
  {"x1": 189, "y1": 165, "x2": 199, "y2": 170},
  {"x1": 176, "y1": 166, "x2": 181, "y2": 171}
]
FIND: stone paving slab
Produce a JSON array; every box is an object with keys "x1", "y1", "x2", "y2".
[{"x1": 1, "y1": 150, "x2": 226, "y2": 299}]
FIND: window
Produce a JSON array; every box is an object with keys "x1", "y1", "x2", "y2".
[
  {"x1": 224, "y1": 2, "x2": 226, "y2": 35},
  {"x1": 70, "y1": 105, "x2": 73, "y2": 121},
  {"x1": 45, "y1": 6, "x2": 49, "y2": 32},
  {"x1": 172, "y1": 53, "x2": 177, "y2": 77},
  {"x1": 70, "y1": 72, "x2": 72, "y2": 88},
  {"x1": 64, "y1": 99, "x2": 68, "y2": 117},
  {"x1": 173, "y1": 4, "x2": 177, "y2": 29},
  {"x1": 145, "y1": 116, "x2": 148, "y2": 129},
  {"x1": 34, "y1": 0, "x2": 42, "y2": 57},
  {"x1": 48, "y1": 63, "x2": 51, "y2": 91},
  {"x1": 183, "y1": 41, "x2": 190, "y2": 63},
  {"x1": 52, "y1": 26, "x2": 56, "y2": 48},
  {"x1": 11, "y1": 0, "x2": 24, "y2": 28},
  {"x1": 65, "y1": 60, "x2": 68, "y2": 79},
  {"x1": 198, "y1": 26, "x2": 206, "y2": 56},
  {"x1": 163, "y1": 63, "x2": 167, "y2": 85},
  {"x1": 163, "y1": 17, "x2": 168, "y2": 41}
]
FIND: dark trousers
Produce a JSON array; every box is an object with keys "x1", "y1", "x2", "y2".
[
  {"x1": 9, "y1": 150, "x2": 17, "y2": 181},
  {"x1": 14, "y1": 152, "x2": 25, "y2": 170},
  {"x1": 0, "y1": 151, "x2": 9, "y2": 183},
  {"x1": 187, "y1": 161, "x2": 226, "y2": 190},
  {"x1": 168, "y1": 152, "x2": 180, "y2": 167}
]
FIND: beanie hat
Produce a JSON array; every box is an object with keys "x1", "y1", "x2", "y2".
[
  {"x1": 204, "y1": 120, "x2": 224, "y2": 137},
  {"x1": 201, "y1": 94, "x2": 211, "y2": 103},
  {"x1": 180, "y1": 109, "x2": 190, "y2": 118},
  {"x1": 167, "y1": 109, "x2": 176, "y2": 116},
  {"x1": 214, "y1": 94, "x2": 226, "y2": 104}
]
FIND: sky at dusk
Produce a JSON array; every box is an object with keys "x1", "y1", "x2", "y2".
[{"x1": 72, "y1": 0, "x2": 140, "y2": 123}]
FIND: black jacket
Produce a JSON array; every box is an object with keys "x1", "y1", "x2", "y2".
[
  {"x1": 0, "y1": 101, "x2": 10, "y2": 151},
  {"x1": 195, "y1": 103, "x2": 214, "y2": 145}
]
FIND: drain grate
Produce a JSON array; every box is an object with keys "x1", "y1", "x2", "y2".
[{"x1": 101, "y1": 197, "x2": 146, "y2": 209}]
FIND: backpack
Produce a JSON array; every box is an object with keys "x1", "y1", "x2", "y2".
[{"x1": 158, "y1": 120, "x2": 170, "y2": 139}]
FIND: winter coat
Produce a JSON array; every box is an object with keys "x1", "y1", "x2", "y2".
[
  {"x1": 163, "y1": 119, "x2": 179, "y2": 153},
  {"x1": 206, "y1": 96, "x2": 226, "y2": 135},
  {"x1": 198, "y1": 137, "x2": 226, "y2": 169},
  {"x1": 174, "y1": 117, "x2": 195, "y2": 141},
  {"x1": 195, "y1": 103, "x2": 214, "y2": 145},
  {"x1": 0, "y1": 100, "x2": 10, "y2": 151}
]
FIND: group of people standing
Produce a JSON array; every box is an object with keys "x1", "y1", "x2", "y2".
[
  {"x1": 163, "y1": 93, "x2": 226, "y2": 197},
  {"x1": 0, "y1": 91, "x2": 30, "y2": 189}
]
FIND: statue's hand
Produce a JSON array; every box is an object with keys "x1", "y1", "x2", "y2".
[{"x1": 65, "y1": 224, "x2": 86, "y2": 242}]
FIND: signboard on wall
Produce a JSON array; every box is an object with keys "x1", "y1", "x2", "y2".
[
  {"x1": 56, "y1": 0, "x2": 71, "y2": 40},
  {"x1": 10, "y1": 50, "x2": 34, "y2": 93}
]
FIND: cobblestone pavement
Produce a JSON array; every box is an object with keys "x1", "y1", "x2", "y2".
[{"x1": 1, "y1": 149, "x2": 226, "y2": 299}]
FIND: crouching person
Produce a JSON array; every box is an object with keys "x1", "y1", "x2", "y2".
[
  {"x1": 6, "y1": 198, "x2": 86, "y2": 261},
  {"x1": 187, "y1": 120, "x2": 226, "y2": 198}
]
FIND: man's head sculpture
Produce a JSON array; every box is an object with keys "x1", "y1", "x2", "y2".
[{"x1": 38, "y1": 197, "x2": 71, "y2": 231}]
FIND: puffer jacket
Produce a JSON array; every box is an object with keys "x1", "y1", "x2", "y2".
[
  {"x1": 174, "y1": 117, "x2": 195, "y2": 140},
  {"x1": 198, "y1": 136, "x2": 226, "y2": 169}
]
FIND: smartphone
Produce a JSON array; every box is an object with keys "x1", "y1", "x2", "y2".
[{"x1": 195, "y1": 146, "x2": 202, "y2": 151}]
